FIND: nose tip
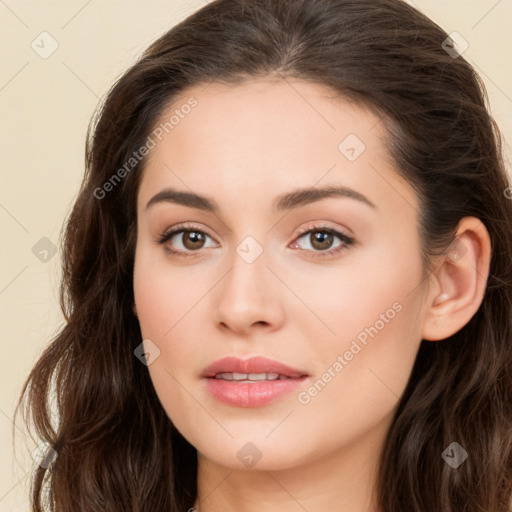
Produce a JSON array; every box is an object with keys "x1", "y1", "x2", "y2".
[{"x1": 214, "y1": 255, "x2": 284, "y2": 335}]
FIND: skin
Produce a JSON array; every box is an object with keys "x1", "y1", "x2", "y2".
[{"x1": 133, "y1": 78, "x2": 491, "y2": 512}]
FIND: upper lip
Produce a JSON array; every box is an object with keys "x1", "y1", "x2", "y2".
[{"x1": 201, "y1": 356, "x2": 309, "y2": 378}]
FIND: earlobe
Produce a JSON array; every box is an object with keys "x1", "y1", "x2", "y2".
[{"x1": 421, "y1": 217, "x2": 491, "y2": 342}]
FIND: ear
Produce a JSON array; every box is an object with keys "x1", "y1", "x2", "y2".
[{"x1": 421, "y1": 217, "x2": 491, "y2": 341}]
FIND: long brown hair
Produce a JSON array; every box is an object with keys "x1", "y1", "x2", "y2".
[{"x1": 15, "y1": 0, "x2": 512, "y2": 510}]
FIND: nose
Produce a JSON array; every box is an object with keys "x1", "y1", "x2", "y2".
[{"x1": 214, "y1": 247, "x2": 285, "y2": 335}]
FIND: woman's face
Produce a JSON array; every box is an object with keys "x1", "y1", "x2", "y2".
[{"x1": 133, "y1": 78, "x2": 430, "y2": 471}]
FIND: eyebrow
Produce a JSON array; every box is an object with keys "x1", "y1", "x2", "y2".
[{"x1": 145, "y1": 184, "x2": 377, "y2": 213}]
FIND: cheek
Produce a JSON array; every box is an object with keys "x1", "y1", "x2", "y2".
[
  {"x1": 294, "y1": 297, "x2": 422, "y2": 457},
  {"x1": 133, "y1": 245, "x2": 203, "y2": 339},
  {"x1": 292, "y1": 253, "x2": 416, "y2": 345},
  {"x1": 133, "y1": 246, "x2": 207, "y2": 403},
  {"x1": 299, "y1": 245, "x2": 424, "y2": 406}
]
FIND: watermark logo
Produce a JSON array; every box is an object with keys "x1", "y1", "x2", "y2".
[
  {"x1": 134, "y1": 338, "x2": 161, "y2": 366},
  {"x1": 236, "y1": 236, "x2": 263, "y2": 264},
  {"x1": 32, "y1": 236, "x2": 57, "y2": 263},
  {"x1": 31, "y1": 31, "x2": 59, "y2": 59},
  {"x1": 31, "y1": 441, "x2": 58, "y2": 469},
  {"x1": 446, "y1": 237, "x2": 468, "y2": 263},
  {"x1": 441, "y1": 441, "x2": 468, "y2": 469},
  {"x1": 338, "y1": 133, "x2": 366, "y2": 162},
  {"x1": 442, "y1": 32, "x2": 469, "y2": 59},
  {"x1": 236, "y1": 442, "x2": 262, "y2": 468}
]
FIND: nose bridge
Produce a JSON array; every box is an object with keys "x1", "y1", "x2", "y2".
[
  {"x1": 224, "y1": 236, "x2": 269, "y2": 305},
  {"x1": 214, "y1": 234, "x2": 283, "y2": 331}
]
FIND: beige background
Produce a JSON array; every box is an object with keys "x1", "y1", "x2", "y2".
[{"x1": 1, "y1": 1, "x2": 511, "y2": 510}]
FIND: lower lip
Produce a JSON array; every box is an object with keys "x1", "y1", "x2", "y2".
[{"x1": 204, "y1": 376, "x2": 308, "y2": 407}]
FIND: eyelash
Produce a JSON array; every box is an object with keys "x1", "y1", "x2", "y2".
[{"x1": 154, "y1": 222, "x2": 356, "y2": 259}]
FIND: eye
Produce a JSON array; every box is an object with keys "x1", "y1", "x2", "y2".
[
  {"x1": 154, "y1": 222, "x2": 357, "y2": 259},
  {"x1": 155, "y1": 223, "x2": 217, "y2": 257},
  {"x1": 290, "y1": 225, "x2": 356, "y2": 258}
]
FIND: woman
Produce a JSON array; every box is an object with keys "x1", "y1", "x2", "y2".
[{"x1": 16, "y1": 0, "x2": 512, "y2": 510}]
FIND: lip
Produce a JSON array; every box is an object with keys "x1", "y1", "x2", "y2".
[
  {"x1": 201, "y1": 356, "x2": 310, "y2": 408},
  {"x1": 200, "y1": 356, "x2": 309, "y2": 379}
]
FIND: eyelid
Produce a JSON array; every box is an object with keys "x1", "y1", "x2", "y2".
[{"x1": 154, "y1": 222, "x2": 217, "y2": 243}]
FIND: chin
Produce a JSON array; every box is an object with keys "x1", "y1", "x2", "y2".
[{"x1": 190, "y1": 431, "x2": 316, "y2": 472}]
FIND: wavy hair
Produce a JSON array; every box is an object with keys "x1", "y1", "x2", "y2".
[{"x1": 15, "y1": 0, "x2": 512, "y2": 510}]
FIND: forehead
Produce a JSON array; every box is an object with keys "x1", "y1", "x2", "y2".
[
  {"x1": 152, "y1": 78, "x2": 379, "y2": 146},
  {"x1": 137, "y1": 78, "x2": 418, "y2": 219},
  {"x1": 144, "y1": 78, "x2": 384, "y2": 166}
]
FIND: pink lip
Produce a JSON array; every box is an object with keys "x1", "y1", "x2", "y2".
[
  {"x1": 204, "y1": 377, "x2": 308, "y2": 407},
  {"x1": 201, "y1": 356, "x2": 310, "y2": 408},
  {"x1": 200, "y1": 355, "x2": 308, "y2": 378}
]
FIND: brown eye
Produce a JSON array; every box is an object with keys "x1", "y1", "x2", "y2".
[
  {"x1": 156, "y1": 226, "x2": 217, "y2": 256},
  {"x1": 291, "y1": 226, "x2": 356, "y2": 259},
  {"x1": 309, "y1": 231, "x2": 335, "y2": 251},
  {"x1": 181, "y1": 230, "x2": 206, "y2": 250}
]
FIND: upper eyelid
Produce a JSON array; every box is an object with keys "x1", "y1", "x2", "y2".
[
  {"x1": 164, "y1": 223, "x2": 217, "y2": 241},
  {"x1": 295, "y1": 224, "x2": 344, "y2": 236}
]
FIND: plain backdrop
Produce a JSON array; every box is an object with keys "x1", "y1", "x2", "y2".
[{"x1": 1, "y1": 1, "x2": 511, "y2": 510}]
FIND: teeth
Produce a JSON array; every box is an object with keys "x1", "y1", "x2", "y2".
[{"x1": 214, "y1": 372, "x2": 289, "y2": 381}]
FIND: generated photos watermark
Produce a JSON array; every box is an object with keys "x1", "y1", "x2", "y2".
[
  {"x1": 297, "y1": 301, "x2": 403, "y2": 405},
  {"x1": 94, "y1": 97, "x2": 198, "y2": 200}
]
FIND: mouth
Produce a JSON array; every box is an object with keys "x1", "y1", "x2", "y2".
[
  {"x1": 201, "y1": 356, "x2": 310, "y2": 408},
  {"x1": 211, "y1": 372, "x2": 302, "y2": 381}
]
